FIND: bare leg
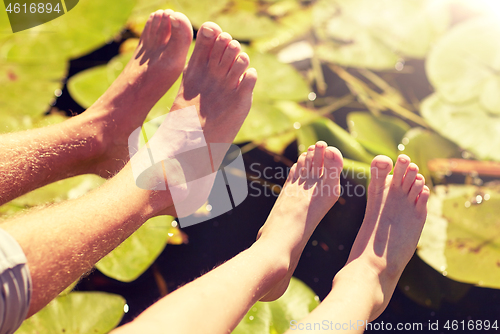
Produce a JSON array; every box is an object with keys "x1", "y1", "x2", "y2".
[
  {"x1": 111, "y1": 144, "x2": 343, "y2": 334},
  {"x1": 0, "y1": 10, "x2": 193, "y2": 205},
  {"x1": 287, "y1": 154, "x2": 430, "y2": 333}
]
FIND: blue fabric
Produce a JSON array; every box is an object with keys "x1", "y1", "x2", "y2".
[{"x1": 0, "y1": 228, "x2": 31, "y2": 334}]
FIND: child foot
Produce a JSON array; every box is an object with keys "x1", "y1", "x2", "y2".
[
  {"x1": 343, "y1": 154, "x2": 430, "y2": 320},
  {"x1": 257, "y1": 142, "x2": 343, "y2": 301},
  {"x1": 83, "y1": 10, "x2": 193, "y2": 177},
  {"x1": 170, "y1": 22, "x2": 257, "y2": 151}
]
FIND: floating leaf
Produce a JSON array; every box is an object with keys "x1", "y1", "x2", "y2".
[
  {"x1": 399, "y1": 127, "x2": 461, "y2": 184},
  {"x1": 5, "y1": 0, "x2": 136, "y2": 61},
  {"x1": 15, "y1": 292, "x2": 124, "y2": 334},
  {"x1": 0, "y1": 175, "x2": 105, "y2": 219},
  {"x1": 313, "y1": 0, "x2": 449, "y2": 69},
  {"x1": 232, "y1": 277, "x2": 319, "y2": 334},
  {"x1": 418, "y1": 183, "x2": 500, "y2": 289},
  {"x1": 426, "y1": 18, "x2": 500, "y2": 109},
  {"x1": 0, "y1": 57, "x2": 67, "y2": 118},
  {"x1": 421, "y1": 93, "x2": 500, "y2": 161},
  {"x1": 347, "y1": 112, "x2": 410, "y2": 161},
  {"x1": 297, "y1": 117, "x2": 373, "y2": 164},
  {"x1": 96, "y1": 215, "x2": 174, "y2": 282}
]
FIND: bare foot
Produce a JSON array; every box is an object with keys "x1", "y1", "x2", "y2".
[
  {"x1": 170, "y1": 22, "x2": 257, "y2": 147},
  {"x1": 341, "y1": 154, "x2": 430, "y2": 320},
  {"x1": 257, "y1": 142, "x2": 343, "y2": 301},
  {"x1": 81, "y1": 10, "x2": 193, "y2": 177}
]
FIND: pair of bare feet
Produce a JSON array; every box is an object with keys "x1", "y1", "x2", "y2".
[{"x1": 256, "y1": 142, "x2": 429, "y2": 322}]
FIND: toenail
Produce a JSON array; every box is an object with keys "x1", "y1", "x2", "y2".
[
  {"x1": 399, "y1": 157, "x2": 407, "y2": 163},
  {"x1": 170, "y1": 16, "x2": 179, "y2": 28},
  {"x1": 229, "y1": 40, "x2": 239, "y2": 49},
  {"x1": 325, "y1": 150, "x2": 335, "y2": 160},
  {"x1": 202, "y1": 26, "x2": 215, "y2": 38},
  {"x1": 376, "y1": 162, "x2": 389, "y2": 169}
]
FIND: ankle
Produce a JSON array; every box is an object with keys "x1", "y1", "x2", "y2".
[{"x1": 253, "y1": 238, "x2": 290, "y2": 283}]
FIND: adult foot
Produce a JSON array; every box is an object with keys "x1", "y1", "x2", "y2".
[
  {"x1": 341, "y1": 154, "x2": 430, "y2": 320},
  {"x1": 82, "y1": 10, "x2": 193, "y2": 177},
  {"x1": 257, "y1": 142, "x2": 343, "y2": 301},
  {"x1": 170, "y1": 22, "x2": 257, "y2": 150}
]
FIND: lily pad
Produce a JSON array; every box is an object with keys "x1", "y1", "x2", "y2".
[
  {"x1": 313, "y1": 0, "x2": 449, "y2": 69},
  {"x1": 418, "y1": 183, "x2": 500, "y2": 289},
  {"x1": 347, "y1": 112, "x2": 410, "y2": 161},
  {"x1": 15, "y1": 292, "x2": 125, "y2": 334},
  {"x1": 232, "y1": 277, "x2": 319, "y2": 334},
  {"x1": 96, "y1": 215, "x2": 174, "y2": 282},
  {"x1": 4, "y1": 0, "x2": 135, "y2": 61},
  {"x1": 0, "y1": 174, "x2": 105, "y2": 219},
  {"x1": 297, "y1": 117, "x2": 373, "y2": 164},
  {"x1": 399, "y1": 127, "x2": 462, "y2": 184},
  {"x1": 426, "y1": 18, "x2": 500, "y2": 109},
  {"x1": 421, "y1": 93, "x2": 500, "y2": 162}
]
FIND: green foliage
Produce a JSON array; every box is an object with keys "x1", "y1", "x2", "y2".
[
  {"x1": 232, "y1": 277, "x2": 319, "y2": 334},
  {"x1": 15, "y1": 292, "x2": 125, "y2": 334},
  {"x1": 419, "y1": 183, "x2": 500, "y2": 289},
  {"x1": 96, "y1": 215, "x2": 175, "y2": 282}
]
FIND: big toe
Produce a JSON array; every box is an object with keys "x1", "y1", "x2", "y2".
[
  {"x1": 166, "y1": 12, "x2": 194, "y2": 49},
  {"x1": 369, "y1": 155, "x2": 393, "y2": 192},
  {"x1": 323, "y1": 147, "x2": 343, "y2": 191},
  {"x1": 190, "y1": 22, "x2": 222, "y2": 66}
]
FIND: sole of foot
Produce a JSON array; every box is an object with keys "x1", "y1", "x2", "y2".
[
  {"x1": 170, "y1": 22, "x2": 257, "y2": 151},
  {"x1": 342, "y1": 154, "x2": 430, "y2": 320},
  {"x1": 257, "y1": 142, "x2": 344, "y2": 301},
  {"x1": 82, "y1": 10, "x2": 193, "y2": 178}
]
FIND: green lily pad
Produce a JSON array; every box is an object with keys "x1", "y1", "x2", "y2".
[
  {"x1": 399, "y1": 127, "x2": 462, "y2": 184},
  {"x1": 0, "y1": 174, "x2": 105, "y2": 219},
  {"x1": 297, "y1": 117, "x2": 373, "y2": 164},
  {"x1": 0, "y1": 57, "x2": 67, "y2": 118},
  {"x1": 347, "y1": 112, "x2": 410, "y2": 161},
  {"x1": 96, "y1": 215, "x2": 174, "y2": 282},
  {"x1": 244, "y1": 46, "x2": 310, "y2": 102},
  {"x1": 426, "y1": 18, "x2": 500, "y2": 109},
  {"x1": 313, "y1": 0, "x2": 449, "y2": 69},
  {"x1": 418, "y1": 183, "x2": 500, "y2": 289},
  {"x1": 421, "y1": 93, "x2": 500, "y2": 161},
  {"x1": 15, "y1": 292, "x2": 125, "y2": 334},
  {"x1": 232, "y1": 277, "x2": 319, "y2": 334},
  {"x1": 5, "y1": 0, "x2": 135, "y2": 61}
]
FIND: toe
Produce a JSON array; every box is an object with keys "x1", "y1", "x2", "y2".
[
  {"x1": 296, "y1": 152, "x2": 307, "y2": 181},
  {"x1": 416, "y1": 185, "x2": 430, "y2": 214},
  {"x1": 323, "y1": 146, "x2": 343, "y2": 187},
  {"x1": 369, "y1": 155, "x2": 393, "y2": 193},
  {"x1": 402, "y1": 163, "x2": 419, "y2": 193},
  {"x1": 190, "y1": 22, "x2": 222, "y2": 66},
  {"x1": 157, "y1": 10, "x2": 172, "y2": 45},
  {"x1": 408, "y1": 174, "x2": 425, "y2": 202},
  {"x1": 392, "y1": 154, "x2": 411, "y2": 187},
  {"x1": 150, "y1": 10, "x2": 163, "y2": 37},
  {"x1": 313, "y1": 141, "x2": 327, "y2": 177},
  {"x1": 220, "y1": 39, "x2": 241, "y2": 73},
  {"x1": 286, "y1": 163, "x2": 298, "y2": 184},
  {"x1": 208, "y1": 32, "x2": 232, "y2": 67},
  {"x1": 237, "y1": 68, "x2": 258, "y2": 93},
  {"x1": 305, "y1": 146, "x2": 315, "y2": 174},
  {"x1": 227, "y1": 52, "x2": 250, "y2": 88}
]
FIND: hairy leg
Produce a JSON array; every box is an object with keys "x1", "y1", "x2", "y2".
[
  {"x1": 111, "y1": 144, "x2": 343, "y2": 334},
  {"x1": 287, "y1": 154, "x2": 430, "y2": 333},
  {"x1": 0, "y1": 10, "x2": 192, "y2": 205}
]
